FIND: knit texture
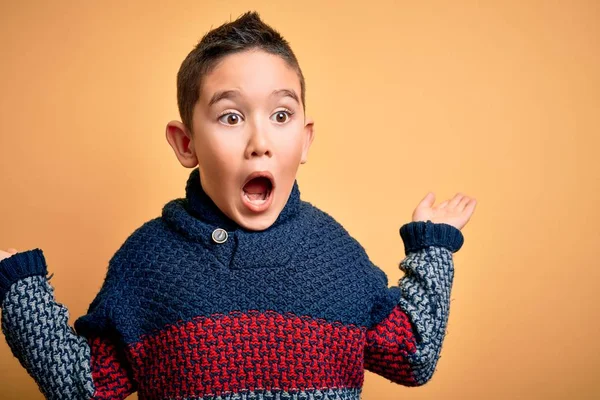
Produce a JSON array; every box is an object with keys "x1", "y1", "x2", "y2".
[
  {"x1": 399, "y1": 221, "x2": 463, "y2": 255},
  {"x1": 0, "y1": 168, "x2": 463, "y2": 399},
  {"x1": 0, "y1": 248, "x2": 48, "y2": 302}
]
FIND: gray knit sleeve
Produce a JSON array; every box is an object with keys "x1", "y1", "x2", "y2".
[
  {"x1": 364, "y1": 222, "x2": 458, "y2": 386},
  {"x1": 0, "y1": 249, "x2": 136, "y2": 399}
]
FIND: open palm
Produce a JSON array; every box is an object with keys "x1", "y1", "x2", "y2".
[{"x1": 412, "y1": 192, "x2": 477, "y2": 231}]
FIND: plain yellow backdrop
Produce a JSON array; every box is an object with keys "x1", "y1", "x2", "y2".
[{"x1": 1, "y1": 1, "x2": 598, "y2": 399}]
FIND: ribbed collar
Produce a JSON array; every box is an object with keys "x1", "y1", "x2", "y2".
[{"x1": 161, "y1": 167, "x2": 304, "y2": 270}]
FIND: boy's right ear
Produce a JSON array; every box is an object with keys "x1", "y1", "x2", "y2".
[{"x1": 165, "y1": 121, "x2": 198, "y2": 168}]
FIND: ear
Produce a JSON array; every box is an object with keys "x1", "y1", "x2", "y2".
[
  {"x1": 165, "y1": 120, "x2": 198, "y2": 168},
  {"x1": 300, "y1": 116, "x2": 315, "y2": 164}
]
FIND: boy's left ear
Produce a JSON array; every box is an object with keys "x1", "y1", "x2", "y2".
[{"x1": 300, "y1": 117, "x2": 315, "y2": 164}]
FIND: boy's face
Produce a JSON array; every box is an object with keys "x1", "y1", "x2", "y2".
[{"x1": 166, "y1": 49, "x2": 314, "y2": 231}]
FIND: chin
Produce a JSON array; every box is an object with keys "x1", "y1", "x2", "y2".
[{"x1": 236, "y1": 212, "x2": 278, "y2": 231}]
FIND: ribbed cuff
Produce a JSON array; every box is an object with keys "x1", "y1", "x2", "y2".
[
  {"x1": 0, "y1": 248, "x2": 48, "y2": 304},
  {"x1": 399, "y1": 220, "x2": 464, "y2": 255}
]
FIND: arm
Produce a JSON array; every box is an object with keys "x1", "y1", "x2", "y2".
[
  {"x1": 364, "y1": 220, "x2": 462, "y2": 386},
  {"x1": 0, "y1": 249, "x2": 137, "y2": 399}
]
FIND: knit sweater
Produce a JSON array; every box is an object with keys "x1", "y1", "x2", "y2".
[{"x1": 0, "y1": 168, "x2": 464, "y2": 400}]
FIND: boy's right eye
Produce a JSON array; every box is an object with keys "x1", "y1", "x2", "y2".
[{"x1": 218, "y1": 112, "x2": 244, "y2": 126}]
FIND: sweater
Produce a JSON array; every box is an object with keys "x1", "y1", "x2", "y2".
[{"x1": 0, "y1": 167, "x2": 464, "y2": 400}]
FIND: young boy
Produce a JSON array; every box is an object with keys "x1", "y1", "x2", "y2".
[{"x1": 0, "y1": 11, "x2": 476, "y2": 400}]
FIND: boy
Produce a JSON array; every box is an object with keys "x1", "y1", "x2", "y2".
[{"x1": 0, "y1": 11, "x2": 476, "y2": 400}]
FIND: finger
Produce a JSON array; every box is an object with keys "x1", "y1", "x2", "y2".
[
  {"x1": 448, "y1": 193, "x2": 464, "y2": 208},
  {"x1": 465, "y1": 198, "x2": 477, "y2": 216},
  {"x1": 418, "y1": 192, "x2": 435, "y2": 209},
  {"x1": 7, "y1": 248, "x2": 18, "y2": 254},
  {"x1": 437, "y1": 200, "x2": 449, "y2": 209},
  {"x1": 457, "y1": 196, "x2": 471, "y2": 211}
]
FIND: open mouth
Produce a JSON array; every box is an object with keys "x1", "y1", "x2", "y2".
[{"x1": 241, "y1": 172, "x2": 274, "y2": 211}]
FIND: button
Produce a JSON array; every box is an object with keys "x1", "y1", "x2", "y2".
[{"x1": 212, "y1": 228, "x2": 228, "y2": 244}]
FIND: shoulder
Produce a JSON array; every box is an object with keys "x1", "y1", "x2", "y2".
[
  {"x1": 107, "y1": 217, "x2": 168, "y2": 269},
  {"x1": 298, "y1": 200, "x2": 353, "y2": 240},
  {"x1": 297, "y1": 200, "x2": 372, "y2": 264},
  {"x1": 299, "y1": 200, "x2": 390, "y2": 281},
  {"x1": 112, "y1": 217, "x2": 164, "y2": 252},
  {"x1": 75, "y1": 217, "x2": 166, "y2": 325}
]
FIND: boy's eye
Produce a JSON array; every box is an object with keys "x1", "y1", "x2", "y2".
[
  {"x1": 271, "y1": 110, "x2": 292, "y2": 124},
  {"x1": 218, "y1": 110, "x2": 293, "y2": 125},
  {"x1": 218, "y1": 113, "x2": 243, "y2": 125}
]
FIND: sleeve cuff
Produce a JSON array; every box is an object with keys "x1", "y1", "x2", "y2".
[
  {"x1": 0, "y1": 248, "x2": 48, "y2": 303},
  {"x1": 399, "y1": 220, "x2": 464, "y2": 255}
]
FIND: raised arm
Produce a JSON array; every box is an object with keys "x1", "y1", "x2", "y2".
[
  {"x1": 364, "y1": 221, "x2": 460, "y2": 386},
  {"x1": 364, "y1": 193, "x2": 475, "y2": 385},
  {"x1": 0, "y1": 249, "x2": 136, "y2": 399}
]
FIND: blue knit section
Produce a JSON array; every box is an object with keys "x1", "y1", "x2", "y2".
[
  {"x1": 1, "y1": 276, "x2": 95, "y2": 399},
  {"x1": 75, "y1": 205, "x2": 403, "y2": 344},
  {"x1": 0, "y1": 248, "x2": 48, "y2": 305},
  {"x1": 74, "y1": 168, "x2": 457, "y2": 345},
  {"x1": 399, "y1": 220, "x2": 464, "y2": 255},
  {"x1": 397, "y1": 246, "x2": 455, "y2": 385}
]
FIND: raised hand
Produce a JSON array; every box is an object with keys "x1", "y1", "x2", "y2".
[{"x1": 412, "y1": 192, "x2": 477, "y2": 231}]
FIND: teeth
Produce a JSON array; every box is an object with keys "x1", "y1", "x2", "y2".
[
  {"x1": 247, "y1": 192, "x2": 267, "y2": 201},
  {"x1": 244, "y1": 191, "x2": 269, "y2": 205}
]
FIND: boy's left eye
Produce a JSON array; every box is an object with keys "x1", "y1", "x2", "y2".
[
  {"x1": 218, "y1": 113, "x2": 243, "y2": 125},
  {"x1": 270, "y1": 110, "x2": 292, "y2": 124}
]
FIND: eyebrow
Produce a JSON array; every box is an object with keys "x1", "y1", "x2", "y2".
[{"x1": 207, "y1": 88, "x2": 300, "y2": 107}]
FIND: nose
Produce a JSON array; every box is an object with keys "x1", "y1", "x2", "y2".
[{"x1": 245, "y1": 117, "x2": 272, "y2": 159}]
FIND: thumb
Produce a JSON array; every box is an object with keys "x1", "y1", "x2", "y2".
[{"x1": 418, "y1": 192, "x2": 435, "y2": 209}]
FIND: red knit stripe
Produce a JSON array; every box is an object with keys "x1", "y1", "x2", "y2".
[
  {"x1": 127, "y1": 310, "x2": 366, "y2": 398},
  {"x1": 364, "y1": 304, "x2": 419, "y2": 385},
  {"x1": 89, "y1": 336, "x2": 136, "y2": 399}
]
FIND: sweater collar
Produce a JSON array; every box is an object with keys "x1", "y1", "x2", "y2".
[{"x1": 161, "y1": 167, "x2": 304, "y2": 270}]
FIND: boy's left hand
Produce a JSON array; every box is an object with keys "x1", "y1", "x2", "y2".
[{"x1": 412, "y1": 192, "x2": 476, "y2": 231}]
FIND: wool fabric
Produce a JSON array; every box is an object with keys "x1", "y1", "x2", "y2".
[{"x1": 0, "y1": 168, "x2": 463, "y2": 399}]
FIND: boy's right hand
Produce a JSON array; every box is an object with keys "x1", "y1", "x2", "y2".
[{"x1": 0, "y1": 248, "x2": 19, "y2": 262}]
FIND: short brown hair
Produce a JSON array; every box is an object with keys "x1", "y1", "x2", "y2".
[{"x1": 176, "y1": 11, "x2": 306, "y2": 134}]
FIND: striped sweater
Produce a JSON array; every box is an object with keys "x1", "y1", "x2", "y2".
[{"x1": 0, "y1": 167, "x2": 463, "y2": 399}]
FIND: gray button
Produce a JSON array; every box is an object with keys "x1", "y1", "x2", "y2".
[{"x1": 212, "y1": 228, "x2": 228, "y2": 244}]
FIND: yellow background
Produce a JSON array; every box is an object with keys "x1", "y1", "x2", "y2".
[{"x1": 1, "y1": 1, "x2": 598, "y2": 398}]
